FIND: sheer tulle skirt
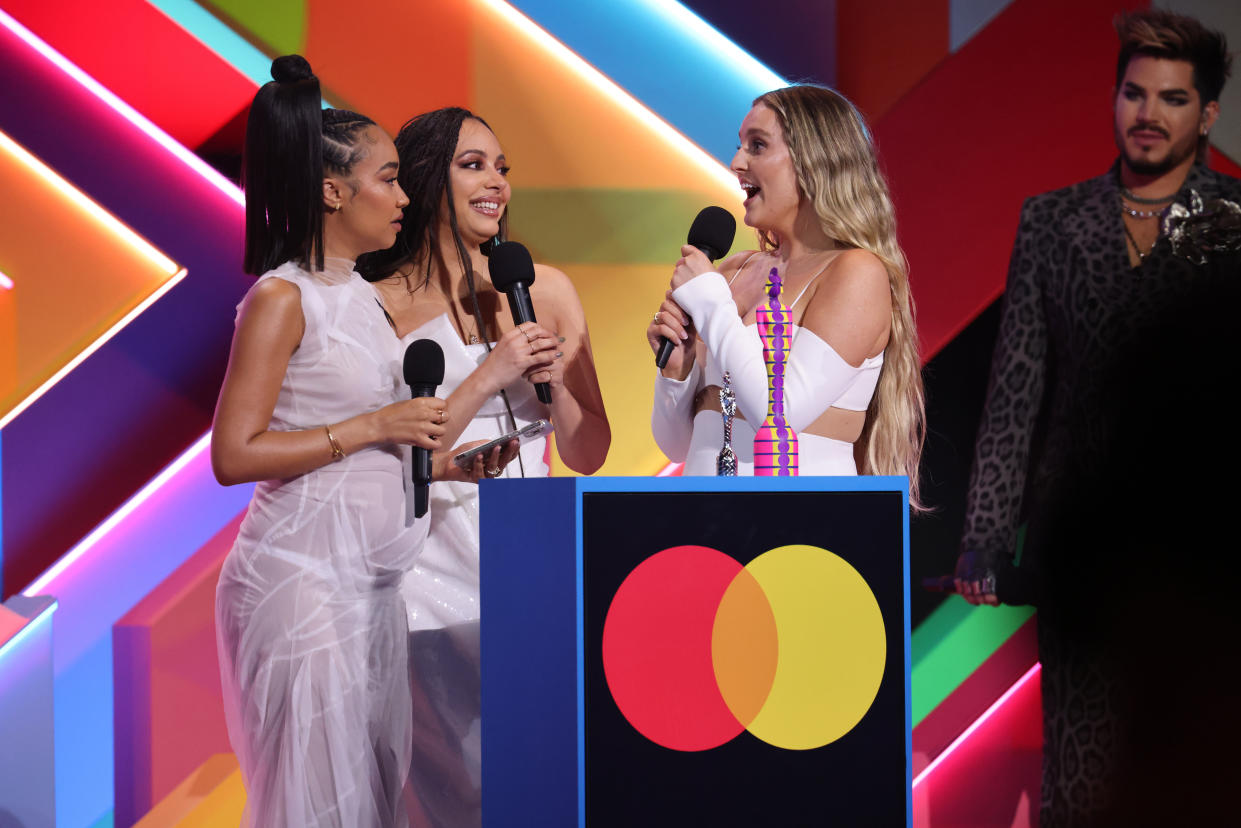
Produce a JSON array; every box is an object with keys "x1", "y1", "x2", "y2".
[{"x1": 217, "y1": 462, "x2": 423, "y2": 827}]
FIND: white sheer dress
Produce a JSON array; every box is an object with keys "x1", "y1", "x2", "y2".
[
  {"x1": 215, "y1": 259, "x2": 427, "y2": 827},
  {"x1": 398, "y1": 313, "x2": 549, "y2": 827}
]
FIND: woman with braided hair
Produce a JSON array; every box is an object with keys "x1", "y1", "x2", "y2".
[
  {"x1": 213, "y1": 58, "x2": 479, "y2": 825},
  {"x1": 359, "y1": 107, "x2": 609, "y2": 825}
]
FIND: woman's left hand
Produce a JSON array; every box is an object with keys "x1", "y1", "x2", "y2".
[
  {"x1": 523, "y1": 334, "x2": 566, "y2": 393},
  {"x1": 670, "y1": 244, "x2": 715, "y2": 289},
  {"x1": 434, "y1": 438, "x2": 521, "y2": 484}
]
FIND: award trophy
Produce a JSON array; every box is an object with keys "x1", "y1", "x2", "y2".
[
  {"x1": 753, "y1": 268, "x2": 798, "y2": 475},
  {"x1": 716, "y1": 371, "x2": 737, "y2": 476}
]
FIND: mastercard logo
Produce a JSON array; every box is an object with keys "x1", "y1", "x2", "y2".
[{"x1": 601, "y1": 544, "x2": 885, "y2": 751}]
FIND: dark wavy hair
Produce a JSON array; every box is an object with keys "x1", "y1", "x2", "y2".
[
  {"x1": 358, "y1": 106, "x2": 505, "y2": 280},
  {"x1": 242, "y1": 55, "x2": 377, "y2": 275}
]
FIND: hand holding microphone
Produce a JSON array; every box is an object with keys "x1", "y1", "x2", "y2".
[
  {"x1": 404, "y1": 338, "x2": 445, "y2": 518},
  {"x1": 654, "y1": 206, "x2": 736, "y2": 369},
  {"x1": 490, "y1": 241, "x2": 554, "y2": 404}
]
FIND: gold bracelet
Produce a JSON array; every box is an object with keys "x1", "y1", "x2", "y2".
[{"x1": 324, "y1": 424, "x2": 345, "y2": 460}]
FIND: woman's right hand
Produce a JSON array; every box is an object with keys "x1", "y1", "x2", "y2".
[
  {"x1": 646, "y1": 292, "x2": 696, "y2": 380},
  {"x1": 480, "y1": 322, "x2": 561, "y2": 392},
  {"x1": 374, "y1": 396, "x2": 448, "y2": 449}
]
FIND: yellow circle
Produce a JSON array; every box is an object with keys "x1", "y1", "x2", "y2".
[{"x1": 742, "y1": 544, "x2": 886, "y2": 750}]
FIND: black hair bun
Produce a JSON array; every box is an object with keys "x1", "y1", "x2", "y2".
[{"x1": 271, "y1": 54, "x2": 315, "y2": 84}]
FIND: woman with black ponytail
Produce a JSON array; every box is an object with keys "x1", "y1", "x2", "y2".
[
  {"x1": 358, "y1": 108, "x2": 610, "y2": 824},
  {"x1": 212, "y1": 57, "x2": 464, "y2": 826}
]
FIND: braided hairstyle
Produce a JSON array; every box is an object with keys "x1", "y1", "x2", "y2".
[{"x1": 242, "y1": 55, "x2": 377, "y2": 275}]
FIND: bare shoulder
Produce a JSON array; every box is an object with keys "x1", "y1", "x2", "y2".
[
  {"x1": 717, "y1": 249, "x2": 760, "y2": 279},
  {"x1": 530, "y1": 263, "x2": 587, "y2": 326},
  {"x1": 532, "y1": 263, "x2": 576, "y2": 293},
  {"x1": 242, "y1": 275, "x2": 302, "y2": 317},
  {"x1": 820, "y1": 248, "x2": 889, "y2": 300},
  {"x1": 236, "y1": 276, "x2": 305, "y2": 349}
]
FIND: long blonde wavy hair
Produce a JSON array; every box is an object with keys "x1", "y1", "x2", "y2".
[{"x1": 754, "y1": 85, "x2": 925, "y2": 507}]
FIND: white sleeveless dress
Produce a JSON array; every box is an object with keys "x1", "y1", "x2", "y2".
[
  {"x1": 215, "y1": 259, "x2": 427, "y2": 828},
  {"x1": 652, "y1": 262, "x2": 883, "y2": 476},
  {"x1": 398, "y1": 313, "x2": 549, "y2": 827}
]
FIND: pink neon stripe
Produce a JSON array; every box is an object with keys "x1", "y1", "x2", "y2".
[
  {"x1": 0, "y1": 271, "x2": 12, "y2": 290},
  {"x1": 0, "y1": 8, "x2": 243, "y2": 206},
  {"x1": 22, "y1": 433, "x2": 211, "y2": 597},
  {"x1": 656, "y1": 462, "x2": 683, "y2": 477},
  {"x1": 912, "y1": 662, "x2": 1042, "y2": 789}
]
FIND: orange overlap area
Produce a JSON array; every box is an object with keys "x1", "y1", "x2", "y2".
[{"x1": 0, "y1": 129, "x2": 185, "y2": 428}]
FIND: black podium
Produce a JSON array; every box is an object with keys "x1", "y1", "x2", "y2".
[{"x1": 480, "y1": 476, "x2": 911, "y2": 826}]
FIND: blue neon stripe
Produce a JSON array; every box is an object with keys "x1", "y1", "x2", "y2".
[
  {"x1": 146, "y1": 0, "x2": 274, "y2": 87},
  {"x1": 509, "y1": 0, "x2": 786, "y2": 164},
  {"x1": 31, "y1": 448, "x2": 252, "y2": 828},
  {"x1": 148, "y1": 0, "x2": 336, "y2": 107},
  {"x1": 574, "y1": 483, "x2": 585, "y2": 828}
]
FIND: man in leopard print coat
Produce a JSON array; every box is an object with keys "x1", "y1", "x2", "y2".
[{"x1": 954, "y1": 9, "x2": 1240, "y2": 826}]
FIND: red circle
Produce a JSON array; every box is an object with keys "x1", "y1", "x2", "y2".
[{"x1": 601, "y1": 546, "x2": 746, "y2": 751}]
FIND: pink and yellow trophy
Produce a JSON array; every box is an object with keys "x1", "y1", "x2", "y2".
[{"x1": 753, "y1": 268, "x2": 798, "y2": 475}]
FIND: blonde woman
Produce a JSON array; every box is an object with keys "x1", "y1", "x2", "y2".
[{"x1": 648, "y1": 85, "x2": 923, "y2": 500}]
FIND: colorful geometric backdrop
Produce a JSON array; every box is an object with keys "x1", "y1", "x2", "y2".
[{"x1": 0, "y1": 1, "x2": 1236, "y2": 826}]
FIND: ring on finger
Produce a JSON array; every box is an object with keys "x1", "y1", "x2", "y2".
[
  {"x1": 521, "y1": 327, "x2": 533, "y2": 343},
  {"x1": 484, "y1": 466, "x2": 502, "y2": 478},
  {"x1": 653, "y1": 311, "x2": 661, "y2": 324}
]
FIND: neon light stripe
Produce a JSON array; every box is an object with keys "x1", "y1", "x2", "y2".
[
  {"x1": 911, "y1": 662, "x2": 1041, "y2": 788},
  {"x1": 911, "y1": 597, "x2": 1034, "y2": 726},
  {"x1": 0, "y1": 602, "x2": 56, "y2": 663},
  {"x1": 0, "y1": 266, "x2": 186, "y2": 430},
  {"x1": 0, "y1": 7, "x2": 243, "y2": 207},
  {"x1": 0, "y1": 271, "x2": 12, "y2": 290},
  {"x1": 22, "y1": 433, "x2": 211, "y2": 597},
  {"x1": 146, "y1": 0, "x2": 275, "y2": 88},
  {"x1": 637, "y1": 0, "x2": 784, "y2": 90},
  {"x1": 474, "y1": 0, "x2": 739, "y2": 195},
  {"x1": 0, "y1": 126, "x2": 190, "y2": 429},
  {"x1": 0, "y1": 131, "x2": 180, "y2": 275}
]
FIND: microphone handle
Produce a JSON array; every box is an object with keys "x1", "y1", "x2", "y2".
[
  {"x1": 655, "y1": 337, "x2": 676, "y2": 370},
  {"x1": 410, "y1": 381, "x2": 437, "y2": 518},
  {"x1": 654, "y1": 243, "x2": 719, "y2": 370},
  {"x1": 504, "y1": 284, "x2": 552, "y2": 404}
]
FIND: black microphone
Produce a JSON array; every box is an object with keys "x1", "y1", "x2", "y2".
[
  {"x1": 656, "y1": 206, "x2": 737, "y2": 369},
  {"x1": 489, "y1": 240, "x2": 552, "y2": 404},
  {"x1": 404, "y1": 338, "x2": 444, "y2": 519}
]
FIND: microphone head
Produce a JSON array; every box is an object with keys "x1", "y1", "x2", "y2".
[
  {"x1": 403, "y1": 338, "x2": 444, "y2": 387},
  {"x1": 687, "y1": 206, "x2": 737, "y2": 261},
  {"x1": 488, "y1": 241, "x2": 536, "y2": 292}
]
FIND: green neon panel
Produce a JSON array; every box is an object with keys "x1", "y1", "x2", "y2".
[{"x1": 910, "y1": 597, "x2": 1035, "y2": 726}]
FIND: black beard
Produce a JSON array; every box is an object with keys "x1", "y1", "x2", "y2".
[
  {"x1": 1115, "y1": 123, "x2": 1199, "y2": 177},
  {"x1": 1124, "y1": 153, "x2": 1179, "y2": 176}
]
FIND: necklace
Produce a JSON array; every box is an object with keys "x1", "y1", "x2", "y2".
[
  {"x1": 1120, "y1": 186, "x2": 1177, "y2": 206},
  {"x1": 1119, "y1": 210, "x2": 1156, "y2": 265},
  {"x1": 1120, "y1": 202, "x2": 1166, "y2": 219}
]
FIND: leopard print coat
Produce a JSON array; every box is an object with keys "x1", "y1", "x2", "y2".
[{"x1": 958, "y1": 160, "x2": 1241, "y2": 826}]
